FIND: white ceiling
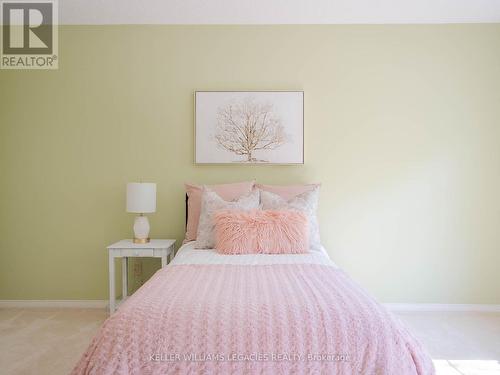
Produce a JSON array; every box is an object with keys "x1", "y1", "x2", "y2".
[{"x1": 61, "y1": 0, "x2": 500, "y2": 24}]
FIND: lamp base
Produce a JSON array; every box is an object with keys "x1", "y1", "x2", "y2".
[
  {"x1": 133, "y1": 237, "x2": 150, "y2": 244},
  {"x1": 133, "y1": 215, "x2": 150, "y2": 244}
]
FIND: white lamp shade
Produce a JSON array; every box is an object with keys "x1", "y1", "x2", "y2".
[{"x1": 126, "y1": 183, "x2": 156, "y2": 213}]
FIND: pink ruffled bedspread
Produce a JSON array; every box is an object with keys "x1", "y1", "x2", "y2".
[{"x1": 72, "y1": 264, "x2": 435, "y2": 374}]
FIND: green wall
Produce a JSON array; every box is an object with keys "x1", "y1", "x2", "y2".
[{"x1": 1, "y1": 25, "x2": 499, "y2": 303}]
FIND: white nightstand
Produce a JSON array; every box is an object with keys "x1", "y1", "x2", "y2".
[{"x1": 106, "y1": 239, "x2": 176, "y2": 314}]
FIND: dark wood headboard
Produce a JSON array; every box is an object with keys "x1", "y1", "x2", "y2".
[{"x1": 185, "y1": 194, "x2": 189, "y2": 227}]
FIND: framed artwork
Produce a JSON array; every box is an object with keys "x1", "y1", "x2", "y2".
[{"x1": 195, "y1": 91, "x2": 304, "y2": 164}]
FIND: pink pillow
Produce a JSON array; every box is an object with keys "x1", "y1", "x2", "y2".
[
  {"x1": 256, "y1": 183, "x2": 320, "y2": 201},
  {"x1": 214, "y1": 210, "x2": 309, "y2": 254},
  {"x1": 184, "y1": 181, "x2": 255, "y2": 243}
]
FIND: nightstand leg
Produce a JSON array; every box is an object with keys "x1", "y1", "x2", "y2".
[
  {"x1": 161, "y1": 253, "x2": 167, "y2": 267},
  {"x1": 108, "y1": 253, "x2": 115, "y2": 314},
  {"x1": 122, "y1": 257, "x2": 128, "y2": 301}
]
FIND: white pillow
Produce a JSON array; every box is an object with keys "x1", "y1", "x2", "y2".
[
  {"x1": 195, "y1": 187, "x2": 260, "y2": 249},
  {"x1": 260, "y1": 187, "x2": 322, "y2": 252}
]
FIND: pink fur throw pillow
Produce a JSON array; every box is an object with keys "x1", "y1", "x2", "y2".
[{"x1": 213, "y1": 210, "x2": 309, "y2": 254}]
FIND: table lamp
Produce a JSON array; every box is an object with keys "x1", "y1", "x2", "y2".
[{"x1": 126, "y1": 182, "x2": 156, "y2": 243}]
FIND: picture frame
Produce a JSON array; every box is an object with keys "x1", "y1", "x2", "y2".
[{"x1": 194, "y1": 91, "x2": 304, "y2": 165}]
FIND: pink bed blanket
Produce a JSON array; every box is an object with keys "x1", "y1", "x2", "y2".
[{"x1": 72, "y1": 264, "x2": 435, "y2": 374}]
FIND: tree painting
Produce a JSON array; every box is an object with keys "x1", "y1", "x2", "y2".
[{"x1": 214, "y1": 98, "x2": 288, "y2": 162}]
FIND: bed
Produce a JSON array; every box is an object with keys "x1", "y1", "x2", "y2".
[{"x1": 72, "y1": 241, "x2": 435, "y2": 374}]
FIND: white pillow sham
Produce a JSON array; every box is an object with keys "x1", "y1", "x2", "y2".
[
  {"x1": 195, "y1": 187, "x2": 260, "y2": 249},
  {"x1": 259, "y1": 186, "x2": 322, "y2": 252}
]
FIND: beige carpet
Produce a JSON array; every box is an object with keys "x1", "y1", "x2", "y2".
[
  {"x1": 398, "y1": 311, "x2": 500, "y2": 375},
  {"x1": 0, "y1": 308, "x2": 107, "y2": 375},
  {"x1": 0, "y1": 308, "x2": 498, "y2": 374}
]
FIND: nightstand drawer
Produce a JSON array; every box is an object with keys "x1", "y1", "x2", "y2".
[{"x1": 120, "y1": 249, "x2": 154, "y2": 257}]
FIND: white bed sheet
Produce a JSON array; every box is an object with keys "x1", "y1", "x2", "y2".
[{"x1": 171, "y1": 241, "x2": 336, "y2": 267}]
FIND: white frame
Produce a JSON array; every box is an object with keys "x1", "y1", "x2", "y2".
[{"x1": 194, "y1": 90, "x2": 304, "y2": 165}]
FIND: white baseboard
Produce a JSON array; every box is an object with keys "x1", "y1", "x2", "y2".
[
  {"x1": 384, "y1": 303, "x2": 500, "y2": 313},
  {"x1": 0, "y1": 300, "x2": 108, "y2": 308},
  {"x1": 1, "y1": 300, "x2": 499, "y2": 313}
]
